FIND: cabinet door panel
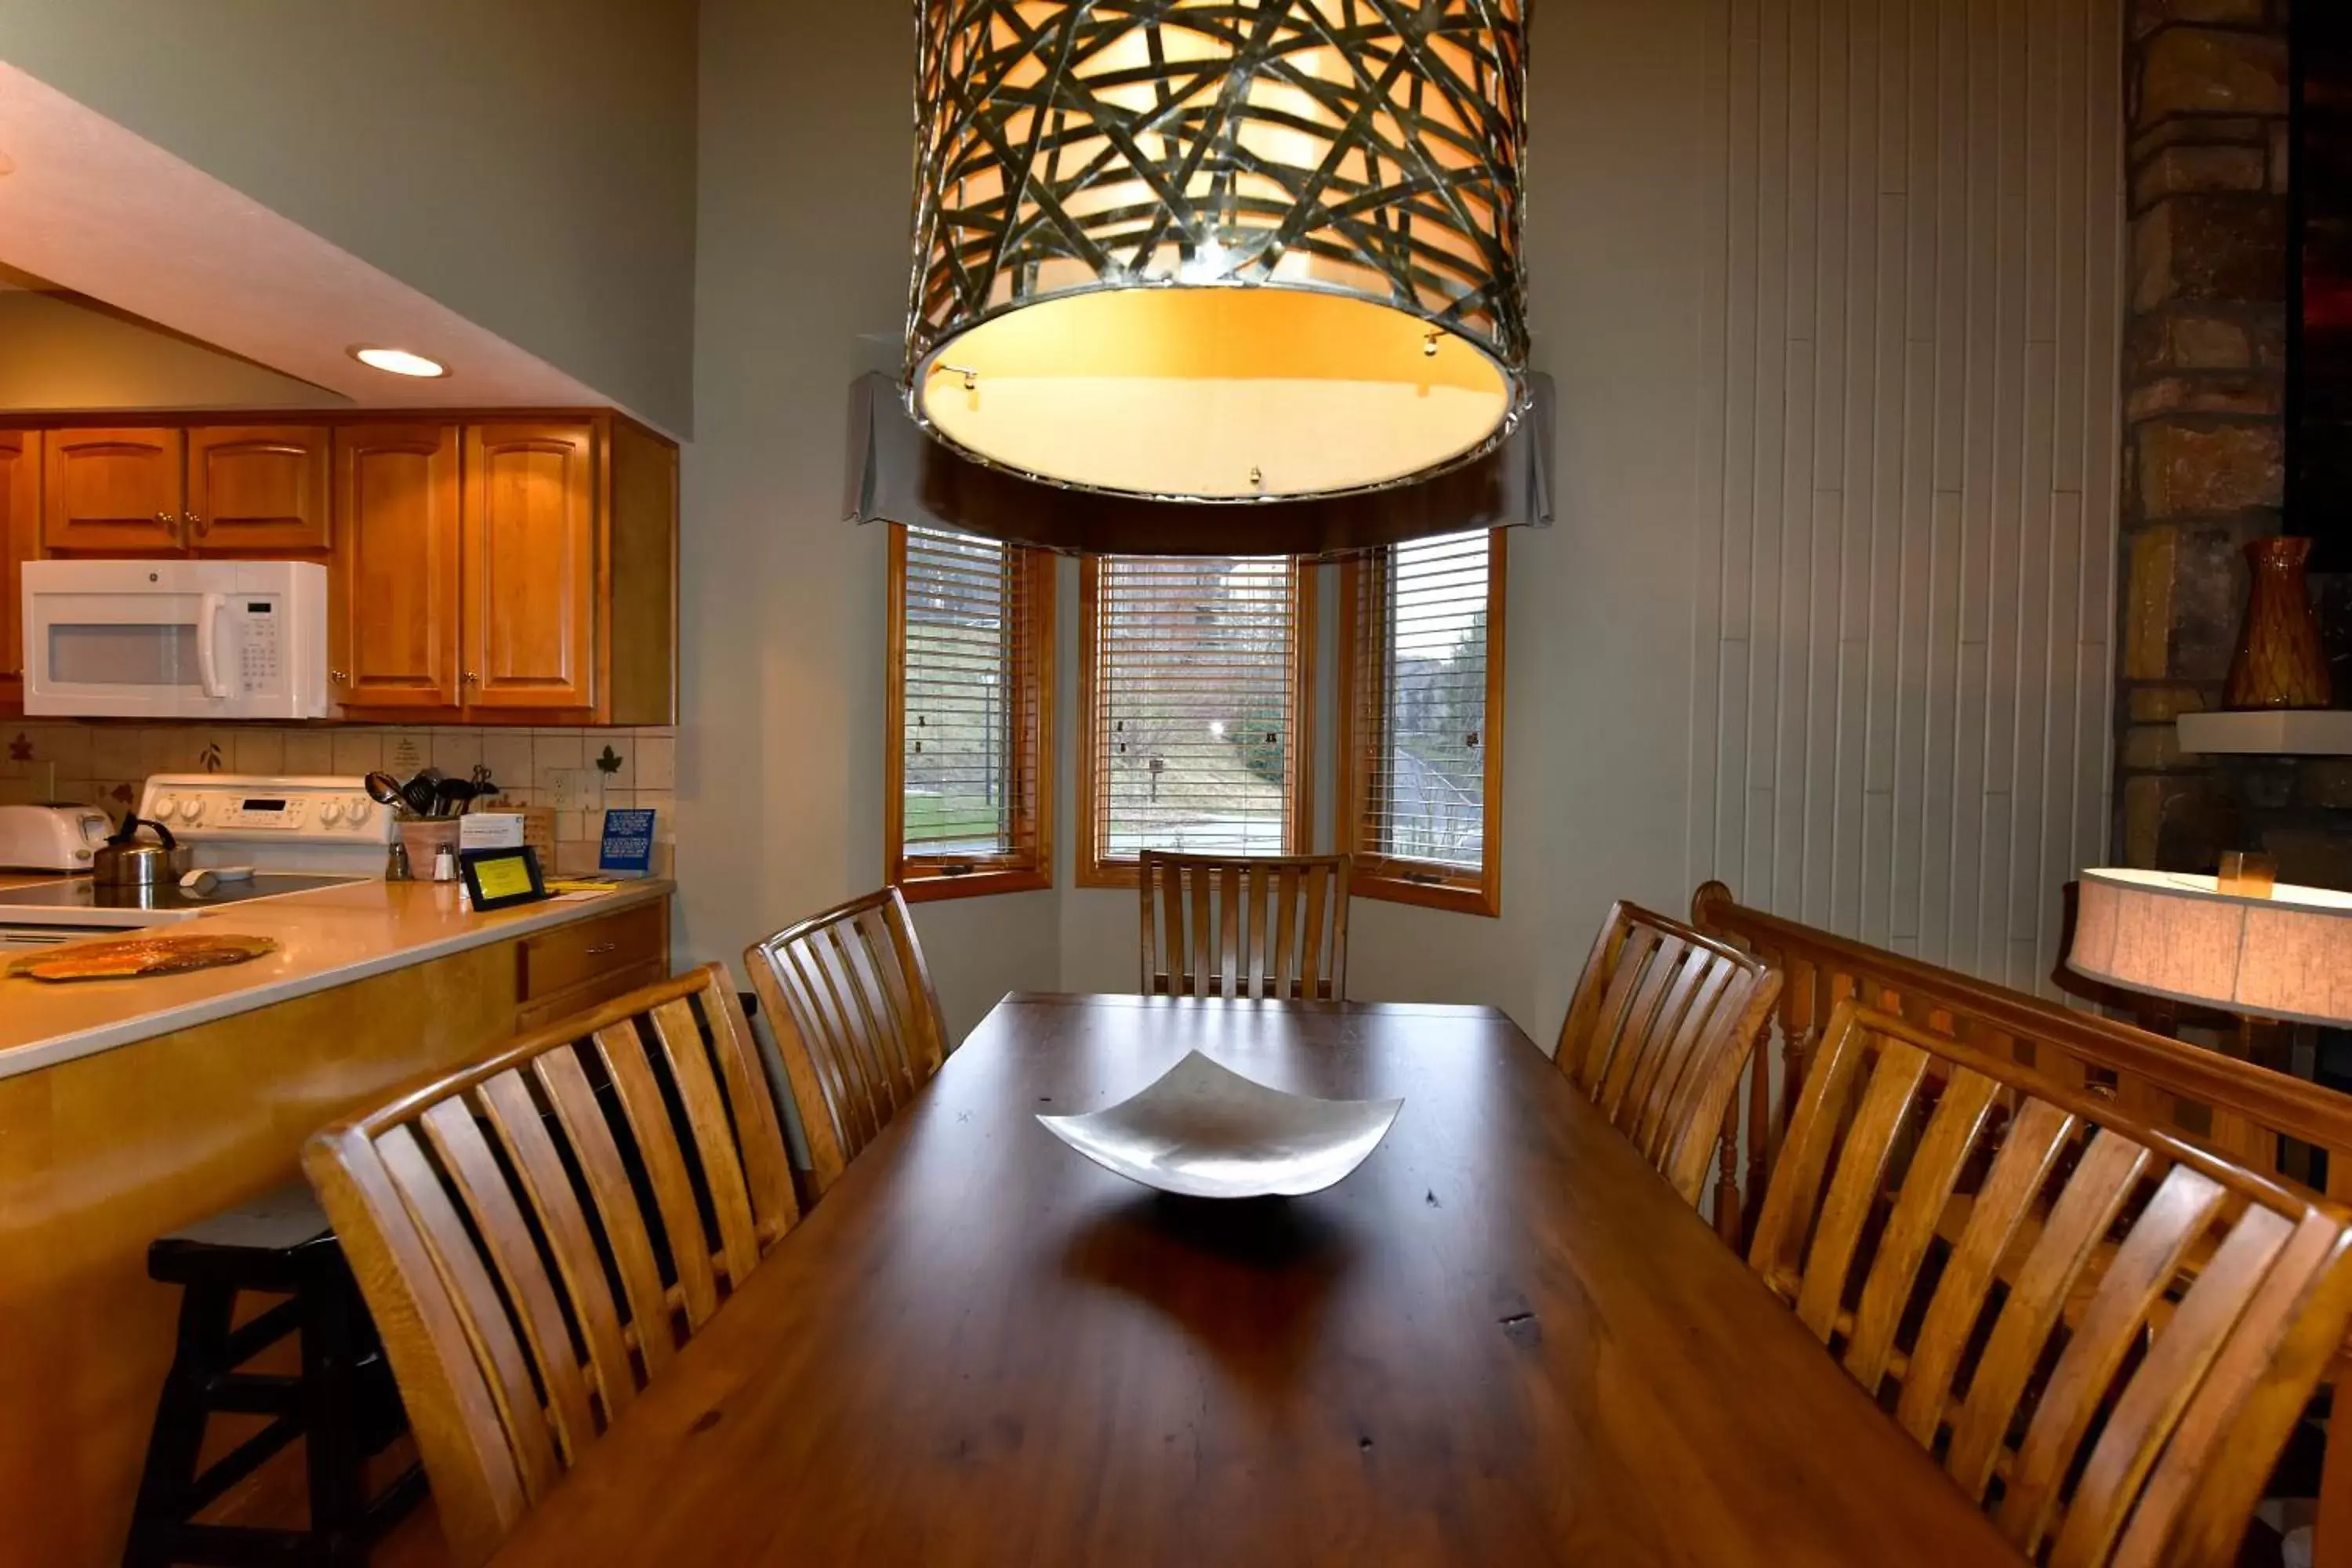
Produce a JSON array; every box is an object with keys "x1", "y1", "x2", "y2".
[
  {"x1": 42, "y1": 429, "x2": 183, "y2": 551},
  {"x1": 187, "y1": 426, "x2": 332, "y2": 552},
  {"x1": 333, "y1": 424, "x2": 462, "y2": 710},
  {"x1": 464, "y1": 423, "x2": 597, "y2": 713},
  {"x1": 0, "y1": 431, "x2": 36, "y2": 702}
]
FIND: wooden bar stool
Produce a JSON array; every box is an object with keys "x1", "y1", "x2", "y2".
[{"x1": 122, "y1": 1181, "x2": 423, "y2": 1568}]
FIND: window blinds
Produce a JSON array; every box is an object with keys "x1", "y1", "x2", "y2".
[
  {"x1": 1091, "y1": 555, "x2": 1302, "y2": 863},
  {"x1": 900, "y1": 526, "x2": 1044, "y2": 868},
  {"x1": 1353, "y1": 530, "x2": 1494, "y2": 874}
]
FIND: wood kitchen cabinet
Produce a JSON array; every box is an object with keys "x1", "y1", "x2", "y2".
[
  {"x1": 330, "y1": 423, "x2": 463, "y2": 710},
  {"x1": 43, "y1": 424, "x2": 330, "y2": 555},
  {"x1": 6, "y1": 409, "x2": 675, "y2": 725},
  {"x1": 184, "y1": 425, "x2": 332, "y2": 552},
  {"x1": 334, "y1": 413, "x2": 676, "y2": 725},
  {"x1": 42, "y1": 427, "x2": 183, "y2": 552},
  {"x1": 0, "y1": 430, "x2": 36, "y2": 709},
  {"x1": 466, "y1": 422, "x2": 597, "y2": 711}
]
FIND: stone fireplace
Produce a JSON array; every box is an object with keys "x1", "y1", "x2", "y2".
[{"x1": 2118, "y1": 0, "x2": 2352, "y2": 888}]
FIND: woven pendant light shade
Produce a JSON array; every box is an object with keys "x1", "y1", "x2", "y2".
[{"x1": 907, "y1": 0, "x2": 1530, "y2": 506}]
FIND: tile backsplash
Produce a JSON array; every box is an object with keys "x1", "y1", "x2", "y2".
[{"x1": 1, "y1": 723, "x2": 677, "y2": 877}]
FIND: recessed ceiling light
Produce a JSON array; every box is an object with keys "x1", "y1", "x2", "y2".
[{"x1": 350, "y1": 345, "x2": 448, "y2": 378}]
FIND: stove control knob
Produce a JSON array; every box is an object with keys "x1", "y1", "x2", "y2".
[
  {"x1": 151, "y1": 793, "x2": 178, "y2": 819},
  {"x1": 345, "y1": 797, "x2": 372, "y2": 827},
  {"x1": 319, "y1": 800, "x2": 345, "y2": 826},
  {"x1": 177, "y1": 797, "x2": 205, "y2": 824}
]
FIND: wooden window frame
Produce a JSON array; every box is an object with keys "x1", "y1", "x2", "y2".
[
  {"x1": 1076, "y1": 554, "x2": 1316, "y2": 890},
  {"x1": 885, "y1": 524, "x2": 1056, "y2": 902},
  {"x1": 1336, "y1": 528, "x2": 1507, "y2": 918}
]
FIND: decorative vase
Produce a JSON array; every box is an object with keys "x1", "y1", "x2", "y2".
[{"x1": 2224, "y1": 536, "x2": 2333, "y2": 711}]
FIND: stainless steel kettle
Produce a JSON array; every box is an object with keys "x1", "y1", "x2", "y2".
[{"x1": 93, "y1": 816, "x2": 193, "y2": 887}]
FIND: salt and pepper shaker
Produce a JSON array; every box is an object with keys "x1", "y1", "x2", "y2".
[{"x1": 433, "y1": 844, "x2": 458, "y2": 884}]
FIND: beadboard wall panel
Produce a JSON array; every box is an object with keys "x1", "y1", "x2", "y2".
[{"x1": 1686, "y1": 0, "x2": 2125, "y2": 995}]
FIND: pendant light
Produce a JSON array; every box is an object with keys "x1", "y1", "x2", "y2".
[{"x1": 906, "y1": 1, "x2": 1530, "y2": 508}]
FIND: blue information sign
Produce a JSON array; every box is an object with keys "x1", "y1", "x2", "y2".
[{"x1": 600, "y1": 808, "x2": 658, "y2": 877}]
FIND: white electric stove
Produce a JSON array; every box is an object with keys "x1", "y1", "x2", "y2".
[{"x1": 0, "y1": 774, "x2": 396, "y2": 949}]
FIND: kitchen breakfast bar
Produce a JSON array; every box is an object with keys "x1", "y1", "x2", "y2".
[{"x1": 0, "y1": 876, "x2": 672, "y2": 1566}]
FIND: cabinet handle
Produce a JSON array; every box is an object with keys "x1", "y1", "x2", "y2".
[
  {"x1": 462, "y1": 671, "x2": 479, "y2": 685},
  {"x1": 154, "y1": 512, "x2": 174, "y2": 528},
  {"x1": 330, "y1": 669, "x2": 349, "y2": 685},
  {"x1": 185, "y1": 510, "x2": 209, "y2": 536},
  {"x1": 584, "y1": 942, "x2": 619, "y2": 957}
]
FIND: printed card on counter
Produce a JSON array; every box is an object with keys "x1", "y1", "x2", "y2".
[
  {"x1": 600, "y1": 809, "x2": 658, "y2": 877},
  {"x1": 459, "y1": 813, "x2": 528, "y2": 851}
]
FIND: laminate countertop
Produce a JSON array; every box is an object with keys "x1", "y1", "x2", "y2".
[{"x1": 0, "y1": 877, "x2": 674, "y2": 1079}]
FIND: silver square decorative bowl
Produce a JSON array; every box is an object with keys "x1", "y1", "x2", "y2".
[{"x1": 1036, "y1": 1051, "x2": 1404, "y2": 1200}]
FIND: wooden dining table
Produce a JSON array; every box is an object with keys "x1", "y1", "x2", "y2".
[{"x1": 487, "y1": 993, "x2": 2024, "y2": 1566}]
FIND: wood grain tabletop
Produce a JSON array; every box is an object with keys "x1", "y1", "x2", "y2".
[{"x1": 487, "y1": 993, "x2": 2024, "y2": 1567}]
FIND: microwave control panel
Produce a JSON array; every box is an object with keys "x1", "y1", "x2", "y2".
[{"x1": 233, "y1": 600, "x2": 284, "y2": 694}]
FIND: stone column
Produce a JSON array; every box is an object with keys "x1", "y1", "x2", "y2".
[{"x1": 2116, "y1": 0, "x2": 2291, "y2": 871}]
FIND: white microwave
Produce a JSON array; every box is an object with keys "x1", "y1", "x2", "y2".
[{"x1": 21, "y1": 559, "x2": 332, "y2": 719}]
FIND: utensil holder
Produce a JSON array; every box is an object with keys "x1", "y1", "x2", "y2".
[{"x1": 396, "y1": 819, "x2": 463, "y2": 882}]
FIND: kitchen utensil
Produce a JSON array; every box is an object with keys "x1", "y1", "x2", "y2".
[
  {"x1": 399, "y1": 773, "x2": 439, "y2": 818},
  {"x1": 7, "y1": 931, "x2": 278, "y2": 982},
  {"x1": 92, "y1": 818, "x2": 193, "y2": 888},
  {"x1": 0, "y1": 804, "x2": 114, "y2": 873},
  {"x1": 176, "y1": 866, "x2": 256, "y2": 895},
  {"x1": 1036, "y1": 1051, "x2": 1403, "y2": 1200},
  {"x1": 434, "y1": 778, "x2": 478, "y2": 817},
  {"x1": 365, "y1": 772, "x2": 408, "y2": 812}
]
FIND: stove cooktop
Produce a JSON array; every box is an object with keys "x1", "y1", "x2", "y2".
[{"x1": 0, "y1": 873, "x2": 365, "y2": 929}]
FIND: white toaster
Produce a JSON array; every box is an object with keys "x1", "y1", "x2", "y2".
[{"x1": 0, "y1": 803, "x2": 115, "y2": 873}]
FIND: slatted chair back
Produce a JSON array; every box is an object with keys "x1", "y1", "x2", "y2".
[
  {"x1": 1555, "y1": 901, "x2": 1782, "y2": 1222},
  {"x1": 301, "y1": 964, "x2": 798, "y2": 1568},
  {"x1": 744, "y1": 886, "x2": 948, "y2": 1200},
  {"x1": 1750, "y1": 1001, "x2": 2352, "y2": 1568},
  {"x1": 1138, "y1": 851, "x2": 1351, "y2": 1001}
]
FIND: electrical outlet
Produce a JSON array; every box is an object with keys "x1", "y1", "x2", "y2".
[{"x1": 547, "y1": 768, "x2": 590, "y2": 811}]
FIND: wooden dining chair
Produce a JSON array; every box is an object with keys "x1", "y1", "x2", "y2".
[
  {"x1": 1137, "y1": 851, "x2": 1351, "y2": 1001},
  {"x1": 301, "y1": 964, "x2": 799, "y2": 1568},
  {"x1": 1555, "y1": 901, "x2": 1781, "y2": 1217},
  {"x1": 1749, "y1": 1000, "x2": 2352, "y2": 1568},
  {"x1": 744, "y1": 886, "x2": 948, "y2": 1200}
]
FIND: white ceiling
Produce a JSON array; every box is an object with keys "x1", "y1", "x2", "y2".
[{"x1": 0, "y1": 63, "x2": 613, "y2": 411}]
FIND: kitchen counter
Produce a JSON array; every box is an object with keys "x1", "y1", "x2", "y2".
[
  {"x1": 0, "y1": 876, "x2": 675, "y2": 1078},
  {"x1": 0, "y1": 873, "x2": 679, "y2": 1566}
]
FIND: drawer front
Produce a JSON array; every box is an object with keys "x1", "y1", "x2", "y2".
[
  {"x1": 517, "y1": 901, "x2": 667, "y2": 1004},
  {"x1": 516, "y1": 956, "x2": 666, "y2": 1034}
]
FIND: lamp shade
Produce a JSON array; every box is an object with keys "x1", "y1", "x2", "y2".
[
  {"x1": 845, "y1": 368, "x2": 1553, "y2": 556},
  {"x1": 2067, "y1": 868, "x2": 2352, "y2": 1028},
  {"x1": 906, "y1": 1, "x2": 1530, "y2": 505}
]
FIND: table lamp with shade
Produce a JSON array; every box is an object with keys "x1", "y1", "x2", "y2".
[{"x1": 2067, "y1": 864, "x2": 2352, "y2": 1069}]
